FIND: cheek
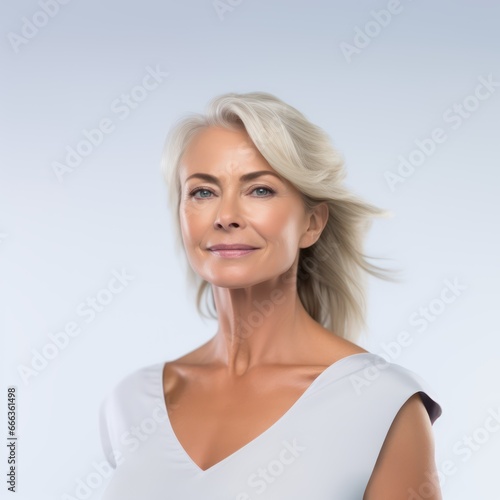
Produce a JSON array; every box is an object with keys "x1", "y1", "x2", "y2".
[
  {"x1": 179, "y1": 207, "x2": 202, "y2": 246},
  {"x1": 257, "y1": 210, "x2": 303, "y2": 252}
]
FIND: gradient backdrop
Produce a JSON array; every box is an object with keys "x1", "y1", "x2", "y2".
[{"x1": 1, "y1": 0, "x2": 499, "y2": 498}]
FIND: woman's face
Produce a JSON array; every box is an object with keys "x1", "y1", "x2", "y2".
[{"x1": 178, "y1": 126, "x2": 320, "y2": 288}]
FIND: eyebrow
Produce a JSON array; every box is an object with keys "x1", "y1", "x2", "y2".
[{"x1": 184, "y1": 170, "x2": 283, "y2": 185}]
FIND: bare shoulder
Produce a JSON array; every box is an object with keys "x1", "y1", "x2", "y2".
[
  {"x1": 363, "y1": 393, "x2": 442, "y2": 500},
  {"x1": 161, "y1": 346, "x2": 203, "y2": 387},
  {"x1": 313, "y1": 328, "x2": 370, "y2": 363}
]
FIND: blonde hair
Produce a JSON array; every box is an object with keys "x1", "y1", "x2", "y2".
[{"x1": 161, "y1": 92, "x2": 401, "y2": 342}]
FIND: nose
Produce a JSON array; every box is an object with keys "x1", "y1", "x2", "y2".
[{"x1": 213, "y1": 191, "x2": 244, "y2": 230}]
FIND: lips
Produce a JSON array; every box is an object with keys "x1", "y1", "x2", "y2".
[{"x1": 208, "y1": 244, "x2": 258, "y2": 251}]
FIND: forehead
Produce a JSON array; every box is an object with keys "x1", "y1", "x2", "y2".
[{"x1": 179, "y1": 126, "x2": 273, "y2": 180}]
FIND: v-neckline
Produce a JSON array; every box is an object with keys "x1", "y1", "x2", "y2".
[{"x1": 158, "y1": 352, "x2": 371, "y2": 474}]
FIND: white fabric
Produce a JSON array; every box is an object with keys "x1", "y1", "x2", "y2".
[{"x1": 98, "y1": 352, "x2": 442, "y2": 499}]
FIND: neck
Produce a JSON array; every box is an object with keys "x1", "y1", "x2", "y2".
[{"x1": 205, "y1": 269, "x2": 322, "y2": 376}]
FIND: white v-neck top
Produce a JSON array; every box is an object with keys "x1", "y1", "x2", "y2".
[{"x1": 98, "y1": 353, "x2": 442, "y2": 500}]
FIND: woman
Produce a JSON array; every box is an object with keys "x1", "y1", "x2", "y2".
[{"x1": 99, "y1": 92, "x2": 443, "y2": 499}]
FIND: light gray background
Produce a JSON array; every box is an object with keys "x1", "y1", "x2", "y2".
[{"x1": 1, "y1": 1, "x2": 499, "y2": 499}]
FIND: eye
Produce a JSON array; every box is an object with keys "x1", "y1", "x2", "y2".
[
  {"x1": 251, "y1": 186, "x2": 275, "y2": 197},
  {"x1": 188, "y1": 186, "x2": 276, "y2": 199},
  {"x1": 188, "y1": 187, "x2": 213, "y2": 199}
]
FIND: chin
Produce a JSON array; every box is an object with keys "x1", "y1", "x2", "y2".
[{"x1": 202, "y1": 273, "x2": 266, "y2": 289}]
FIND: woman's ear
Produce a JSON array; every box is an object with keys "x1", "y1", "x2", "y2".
[{"x1": 301, "y1": 202, "x2": 329, "y2": 248}]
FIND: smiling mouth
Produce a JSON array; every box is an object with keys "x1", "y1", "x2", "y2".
[{"x1": 208, "y1": 248, "x2": 258, "y2": 258}]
